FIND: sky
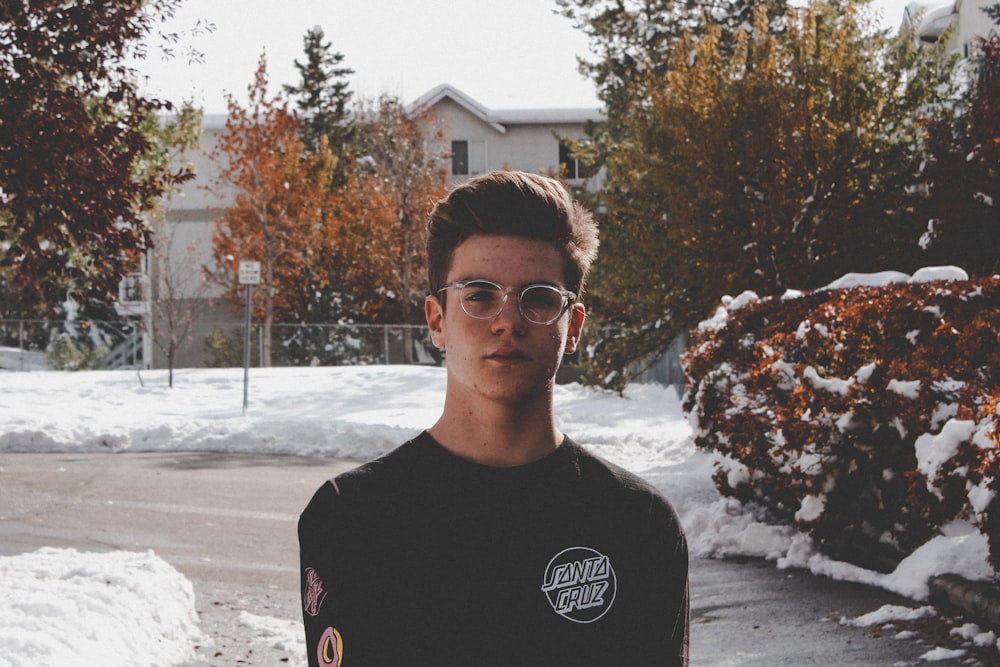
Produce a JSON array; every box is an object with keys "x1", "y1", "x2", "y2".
[
  {"x1": 131, "y1": 0, "x2": 917, "y2": 115},
  {"x1": 1, "y1": 266, "x2": 997, "y2": 664}
]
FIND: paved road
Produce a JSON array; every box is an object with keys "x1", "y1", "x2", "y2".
[{"x1": 0, "y1": 452, "x2": 990, "y2": 665}]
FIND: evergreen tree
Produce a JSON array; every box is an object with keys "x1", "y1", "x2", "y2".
[{"x1": 283, "y1": 26, "x2": 355, "y2": 168}]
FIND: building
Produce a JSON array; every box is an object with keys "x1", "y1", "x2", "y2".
[
  {"x1": 901, "y1": 0, "x2": 997, "y2": 56},
  {"x1": 411, "y1": 84, "x2": 604, "y2": 191}
]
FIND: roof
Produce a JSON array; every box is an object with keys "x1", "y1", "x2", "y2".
[
  {"x1": 197, "y1": 85, "x2": 606, "y2": 134},
  {"x1": 903, "y1": 0, "x2": 958, "y2": 40},
  {"x1": 410, "y1": 84, "x2": 605, "y2": 135}
]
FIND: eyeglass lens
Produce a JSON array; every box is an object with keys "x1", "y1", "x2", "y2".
[{"x1": 460, "y1": 281, "x2": 567, "y2": 324}]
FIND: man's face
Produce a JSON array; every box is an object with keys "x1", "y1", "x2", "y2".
[{"x1": 425, "y1": 234, "x2": 585, "y2": 407}]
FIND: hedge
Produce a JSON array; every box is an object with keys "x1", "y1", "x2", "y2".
[{"x1": 683, "y1": 270, "x2": 1000, "y2": 572}]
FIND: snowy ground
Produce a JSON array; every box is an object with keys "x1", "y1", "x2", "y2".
[{"x1": 0, "y1": 363, "x2": 997, "y2": 665}]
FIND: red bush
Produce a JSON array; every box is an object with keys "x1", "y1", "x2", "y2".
[{"x1": 683, "y1": 275, "x2": 1000, "y2": 571}]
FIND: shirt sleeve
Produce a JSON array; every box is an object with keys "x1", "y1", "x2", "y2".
[
  {"x1": 653, "y1": 493, "x2": 691, "y2": 667},
  {"x1": 298, "y1": 480, "x2": 344, "y2": 667}
]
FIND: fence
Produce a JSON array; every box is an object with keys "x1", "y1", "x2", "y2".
[{"x1": 0, "y1": 319, "x2": 443, "y2": 371}]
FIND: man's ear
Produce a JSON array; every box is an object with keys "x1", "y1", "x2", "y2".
[
  {"x1": 425, "y1": 294, "x2": 446, "y2": 349},
  {"x1": 564, "y1": 303, "x2": 586, "y2": 355}
]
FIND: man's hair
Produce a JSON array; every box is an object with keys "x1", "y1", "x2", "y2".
[{"x1": 426, "y1": 171, "x2": 599, "y2": 296}]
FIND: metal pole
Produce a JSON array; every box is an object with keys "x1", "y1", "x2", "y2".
[
  {"x1": 19, "y1": 319, "x2": 25, "y2": 371},
  {"x1": 242, "y1": 284, "x2": 252, "y2": 415}
]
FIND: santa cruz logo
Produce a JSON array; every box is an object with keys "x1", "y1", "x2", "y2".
[{"x1": 541, "y1": 546, "x2": 617, "y2": 623}]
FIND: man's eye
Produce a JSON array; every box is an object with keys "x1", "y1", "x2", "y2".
[
  {"x1": 522, "y1": 288, "x2": 561, "y2": 309},
  {"x1": 465, "y1": 289, "x2": 498, "y2": 302}
]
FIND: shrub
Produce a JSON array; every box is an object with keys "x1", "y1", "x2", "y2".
[
  {"x1": 683, "y1": 272, "x2": 1000, "y2": 572},
  {"x1": 47, "y1": 333, "x2": 105, "y2": 371}
]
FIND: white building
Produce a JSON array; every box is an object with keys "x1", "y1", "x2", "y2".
[
  {"x1": 412, "y1": 84, "x2": 604, "y2": 192},
  {"x1": 901, "y1": 0, "x2": 997, "y2": 55}
]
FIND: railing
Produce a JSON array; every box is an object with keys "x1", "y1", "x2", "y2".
[{"x1": 102, "y1": 332, "x2": 147, "y2": 370}]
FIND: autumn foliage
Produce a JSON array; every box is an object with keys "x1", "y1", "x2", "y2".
[
  {"x1": 568, "y1": 0, "x2": 956, "y2": 389},
  {"x1": 209, "y1": 55, "x2": 448, "y2": 365},
  {"x1": 683, "y1": 273, "x2": 1000, "y2": 572},
  {"x1": 208, "y1": 56, "x2": 338, "y2": 365}
]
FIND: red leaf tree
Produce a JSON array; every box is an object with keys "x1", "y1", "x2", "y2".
[
  {"x1": 209, "y1": 54, "x2": 338, "y2": 366},
  {"x1": 0, "y1": 0, "x2": 194, "y2": 316}
]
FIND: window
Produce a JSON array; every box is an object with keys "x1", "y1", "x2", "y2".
[
  {"x1": 559, "y1": 141, "x2": 579, "y2": 180},
  {"x1": 451, "y1": 140, "x2": 486, "y2": 176}
]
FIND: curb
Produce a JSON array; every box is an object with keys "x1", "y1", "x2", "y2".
[{"x1": 928, "y1": 574, "x2": 1000, "y2": 631}]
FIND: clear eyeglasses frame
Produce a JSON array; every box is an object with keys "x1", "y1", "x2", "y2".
[{"x1": 437, "y1": 279, "x2": 577, "y2": 325}]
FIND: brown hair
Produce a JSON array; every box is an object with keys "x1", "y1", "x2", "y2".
[{"x1": 426, "y1": 171, "x2": 599, "y2": 296}]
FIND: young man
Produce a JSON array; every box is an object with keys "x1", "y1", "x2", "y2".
[{"x1": 299, "y1": 171, "x2": 689, "y2": 666}]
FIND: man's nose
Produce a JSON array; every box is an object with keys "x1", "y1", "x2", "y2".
[{"x1": 490, "y1": 292, "x2": 528, "y2": 331}]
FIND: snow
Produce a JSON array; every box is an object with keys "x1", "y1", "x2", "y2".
[
  {"x1": 0, "y1": 547, "x2": 200, "y2": 667},
  {"x1": 0, "y1": 362, "x2": 996, "y2": 664},
  {"x1": 823, "y1": 269, "x2": 912, "y2": 289},
  {"x1": 820, "y1": 265, "x2": 968, "y2": 290}
]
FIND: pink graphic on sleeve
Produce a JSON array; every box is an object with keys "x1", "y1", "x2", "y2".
[{"x1": 304, "y1": 566, "x2": 328, "y2": 617}]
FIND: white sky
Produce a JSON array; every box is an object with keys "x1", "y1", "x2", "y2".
[{"x1": 133, "y1": 0, "x2": 915, "y2": 114}]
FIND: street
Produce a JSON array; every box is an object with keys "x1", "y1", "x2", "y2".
[{"x1": 0, "y1": 451, "x2": 989, "y2": 665}]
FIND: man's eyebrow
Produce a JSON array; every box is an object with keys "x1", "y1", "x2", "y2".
[{"x1": 457, "y1": 278, "x2": 566, "y2": 288}]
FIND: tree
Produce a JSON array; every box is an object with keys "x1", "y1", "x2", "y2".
[
  {"x1": 281, "y1": 25, "x2": 368, "y2": 347},
  {"x1": 209, "y1": 54, "x2": 338, "y2": 367},
  {"x1": 283, "y1": 26, "x2": 356, "y2": 164},
  {"x1": 354, "y1": 95, "x2": 449, "y2": 360},
  {"x1": 557, "y1": 0, "x2": 792, "y2": 168},
  {"x1": 149, "y1": 221, "x2": 214, "y2": 385},
  {"x1": 144, "y1": 102, "x2": 211, "y2": 386},
  {"x1": 566, "y1": 0, "x2": 958, "y2": 389},
  {"x1": 0, "y1": 0, "x2": 195, "y2": 317}
]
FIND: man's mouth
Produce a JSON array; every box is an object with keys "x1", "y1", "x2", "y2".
[{"x1": 487, "y1": 349, "x2": 530, "y2": 361}]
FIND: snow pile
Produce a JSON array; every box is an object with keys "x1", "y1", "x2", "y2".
[{"x1": 0, "y1": 547, "x2": 201, "y2": 667}]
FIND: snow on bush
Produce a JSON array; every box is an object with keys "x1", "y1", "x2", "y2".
[{"x1": 683, "y1": 268, "x2": 1000, "y2": 572}]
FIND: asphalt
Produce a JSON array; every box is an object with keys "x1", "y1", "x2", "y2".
[{"x1": 1, "y1": 451, "x2": 998, "y2": 666}]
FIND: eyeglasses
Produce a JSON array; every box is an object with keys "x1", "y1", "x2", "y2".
[{"x1": 437, "y1": 279, "x2": 577, "y2": 325}]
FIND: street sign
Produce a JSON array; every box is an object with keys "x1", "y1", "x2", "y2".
[{"x1": 238, "y1": 261, "x2": 261, "y2": 285}]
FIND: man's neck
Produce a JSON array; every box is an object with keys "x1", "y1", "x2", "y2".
[{"x1": 429, "y1": 397, "x2": 563, "y2": 467}]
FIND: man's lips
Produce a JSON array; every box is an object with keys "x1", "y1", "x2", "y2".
[{"x1": 486, "y1": 349, "x2": 530, "y2": 361}]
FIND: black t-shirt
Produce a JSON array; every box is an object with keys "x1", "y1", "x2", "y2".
[{"x1": 299, "y1": 431, "x2": 689, "y2": 666}]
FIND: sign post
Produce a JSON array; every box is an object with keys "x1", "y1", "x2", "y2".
[{"x1": 238, "y1": 261, "x2": 261, "y2": 415}]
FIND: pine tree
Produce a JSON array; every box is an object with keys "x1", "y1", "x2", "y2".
[{"x1": 283, "y1": 26, "x2": 356, "y2": 168}]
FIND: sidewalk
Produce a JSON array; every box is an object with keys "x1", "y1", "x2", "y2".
[{"x1": 1, "y1": 451, "x2": 997, "y2": 665}]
